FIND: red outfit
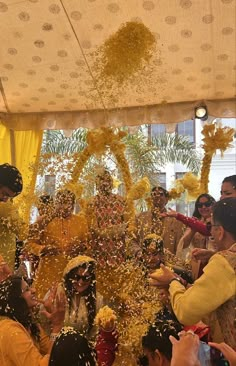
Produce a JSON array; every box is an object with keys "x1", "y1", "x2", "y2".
[
  {"x1": 176, "y1": 213, "x2": 210, "y2": 237},
  {"x1": 96, "y1": 328, "x2": 118, "y2": 366},
  {"x1": 88, "y1": 193, "x2": 127, "y2": 266}
]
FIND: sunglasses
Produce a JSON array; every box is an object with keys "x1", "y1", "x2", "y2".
[
  {"x1": 72, "y1": 274, "x2": 92, "y2": 282},
  {"x1": 196, "y1": 201, "x2": 212, "y2": 208}
]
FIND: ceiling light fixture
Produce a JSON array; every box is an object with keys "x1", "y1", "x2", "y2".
[{"x1": 195, "y1": 105, "x2": 208, "y2": 121}]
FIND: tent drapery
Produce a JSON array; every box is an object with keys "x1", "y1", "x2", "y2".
[
  {"x1": 0, "y1": 0, "x2": 235, "y2": 129},
  {"x1": 0, "y1": 123, "x2": 43, "y2": 219},
  {"x1": 1, "y1": 98, "x2": 236, "y2": 131}
]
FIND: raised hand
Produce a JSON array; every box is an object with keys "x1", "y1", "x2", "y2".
[
  {"x1": 42, "y1": 284, "x2": 58, "y2": 313},
  {"x1": 208, "y1": 342, "x2": 236, "y2": 366},
  {"x1": 191, "y1": 248, "x2": 215, "y2": 262},
  {"x1": 170, "y1": 330, "x2": 201, "y2": 366},
  {"x1": 0, "y1": 261, "x2": 12, "y2": 282},
  {"x1": 41, "y1": 287, "x2": 65, "y2": 333},
  {"x1": 149, "y1": 264, "x2": 176, "y2": 288}
]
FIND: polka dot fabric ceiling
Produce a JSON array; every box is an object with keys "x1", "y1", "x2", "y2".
[{"x1": 0, "y1": 0, "x2": 235, "y2": 129}]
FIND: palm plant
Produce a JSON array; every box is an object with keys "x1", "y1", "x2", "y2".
[
  {"x1": 151, "y1": 133, "x2": 201, "y2": 174},
  {"x1": 40, "y1": 127, "x2": 201, "y2": 186},
  {"x1": 41, "y1": 129, "x2": 87, "y2": 154}
]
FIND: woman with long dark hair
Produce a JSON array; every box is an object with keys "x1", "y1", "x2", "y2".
[
  {"x1": 42, "y1": 256, "x2": 104, "y2": 340},
  {"x1": 0, "y1": 275, "x2": 64, "y2": 366},
  {"x1": 44, "y1": 256, "x2": 118, "y2": 365},
  {"x1": 177, "y1": 193, "x2": 216, "y2": 255},
  {"x1": 162, "y1": 193, "x2": 216, "y2": 260},
  {"x1": 62, "y1": 255, "x2": 102, "y2": 337}
]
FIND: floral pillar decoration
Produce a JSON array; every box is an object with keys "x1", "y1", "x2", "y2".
[
  {"x1": 65, "y1": 127, "x2": 150, "y2": 240},
  {"x1": 199, "y1": 123, "x2": 235, "y2": 193},
  {"x1": 169, "y1": 123, "x2": 235, "y2": 200}
]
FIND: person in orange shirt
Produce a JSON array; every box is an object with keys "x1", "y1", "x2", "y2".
[
  {"x1": 26, "y1": 189, "x2": 89, "y2": 299},
  {"x1": 0, "y1": 275, "x2": 65, "y2": 366}
]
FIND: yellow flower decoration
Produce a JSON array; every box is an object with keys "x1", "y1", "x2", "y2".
[
  {"x1": 144, "y1": 233, "x2": 163, "y2": 241},
  {"x1": 126, "y1": 177, "x2": 150, "y2": 201},
  {"x1": 96, "y1": 21, "x2": 156, "y2": 84},
  {"x1": 199, "y1": 123, "x2": 235, "y2": 192},
  {"x1": 94, "y1": 306, "x2": 117, "y2": 328},
  {"x1": 67, "y1": 127, "x2": 141, "y2": 240},
  {"x1": 169, "y1": 123, "x2": 235, "y2": 200},
  {"x1": 112, "y1": 177, "x2": 121, "y2": 189}
]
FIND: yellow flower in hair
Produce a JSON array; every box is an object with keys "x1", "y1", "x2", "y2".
[
  {"x1": 144, "y1": 233, "x2": 163, "y2": 241},
  {"x1": 63, "y1": 255, "x2": 96, "y2": 277}
]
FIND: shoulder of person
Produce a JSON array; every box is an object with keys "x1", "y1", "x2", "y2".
[
  {"x1": 96, "y1": 292, "x2": 104, "y2": 309},
  {"x1": 75, "y1": 212, "x2": 87, "y2": 221},
  {"x1": 207, "y1": 251, "x2": 235, "y2": 274},
  {"x1": 215, "y1": 246, "x2": 236, "y2": 266},
  {"x1": 137, "y1": 210, "x2": 150, "y2": 220},
  {"x1": 0, "y1": 317, "x2": 29, "y2": 335},
  {"x1": 45, "y1": 217, "x2": 58, "y2": 227}
]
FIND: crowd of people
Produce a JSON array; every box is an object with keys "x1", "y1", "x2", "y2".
[{"x1": 0, "y1": 163, "x2": 236, "y2": 366}]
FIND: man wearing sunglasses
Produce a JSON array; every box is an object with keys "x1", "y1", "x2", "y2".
[
  {"x1": 150, "y1": 197, "x2": 236, "y2": 350},
  {"x1": 135, "y1": 186, "x2": 185, "y2": 255}
]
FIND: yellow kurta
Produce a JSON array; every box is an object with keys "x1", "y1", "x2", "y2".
[
  {"x1": 29, "y1": 213, "x2": 88, "y2": 299},
  {"x1": 0, "y1": 318, "x2": 49, "y2": 366},
  {"x1": 169, "y1": 246, "x2": 236, "y2": 348}
]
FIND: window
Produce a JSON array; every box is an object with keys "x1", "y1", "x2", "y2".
[
  {"x1": 175, "y1": 172, "x2": 185, "y2": 180},
  {"x1": 44, "y1": 175, "x2": 56, "y2": 196},
  {"x1": 158, "y1": 173, "x2": 166, "y2": 189},
  {"x1": 176, "y1": 120, "x2": 195, "y2": 143},
  {"x1": 149, "y1": 124, "x2": 166, "y2": 138}
]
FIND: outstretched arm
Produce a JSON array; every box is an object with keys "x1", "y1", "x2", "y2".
[{"x1": 162, "y1": 209, "x2": 210, "y2": 237}]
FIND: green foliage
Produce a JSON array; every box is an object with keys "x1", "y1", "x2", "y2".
[
  {"x1": 151, "y1": 133, "x2": 201, "y2": 174},
  {"x1": 41, "y1": 127, "x2": 201, "y2": 185},
  {"x1": 123, "y1": 132, "x2": 160, "y2": 186},
  {"x1": 41, "y1": 129, "x2": 87, "y2": 154}
]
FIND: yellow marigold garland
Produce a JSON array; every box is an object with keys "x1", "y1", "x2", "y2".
[
  {"x1": 168, "y1": 123, "x2": 235, "y2": 200},
  {"x1": 199, "y1": 123, "x2": 235, "y2": 192}
]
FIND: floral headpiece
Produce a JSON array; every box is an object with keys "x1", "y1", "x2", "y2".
[{"x1": 63, "y1": 255, "x2": 96, "y2": 277}]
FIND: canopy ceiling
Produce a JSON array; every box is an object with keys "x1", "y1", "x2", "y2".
[{"x1": 0, "y1": 0, "x2": 235, "y2": 130}]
